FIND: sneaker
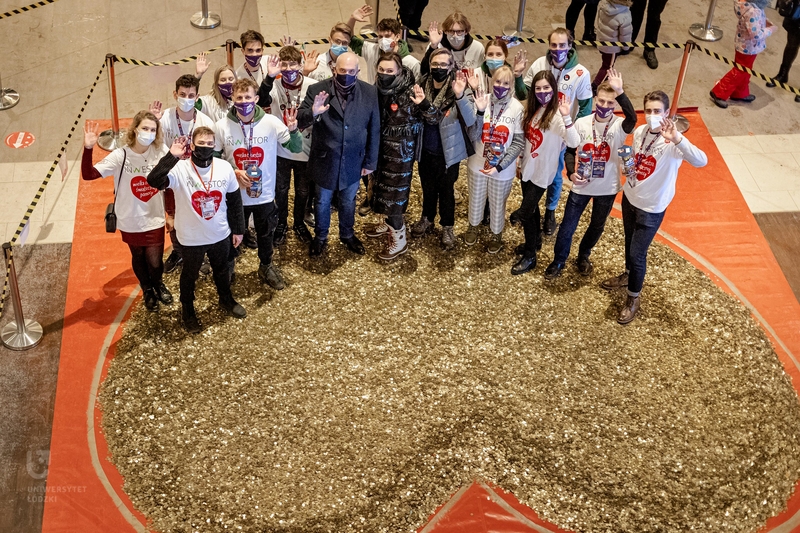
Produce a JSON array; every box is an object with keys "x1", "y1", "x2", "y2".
[
  {"x1": 164, "y1": 250, "x2": 182, "y2": 273},
  {"x1": 709, "y1": 90, "x2": 728, "y2": 109},
  {"x1": 243, "y1": 228, "x2": 258, "y2": 249},
  {"x1": 730, "y1": 94, "x2": 756, "y2": 103},
  {"x1": 486, "y1": 233, "x2": 503, "y2": 254},
  {"x1": 544, "y1": 261, "x2": 564, "y2": 280},
  {"x1": 378, "y1": 225, "x2": 408, "y2": 261},
  {"x1": 273, "y1": 224, "x2": 288, "y2": 246},
  {"x1": 365, "y1": 221, "x2": 390, "y2": 238},
  {"x1": 357, "y1": 196, "x2": 372, "y2": 216},
  {"x1": 293, "y1": 223, "x2": 313, "y2": 243},
  {"x1": 303, "y1": 210, "x2": 315, "y2": 227},
  {"x1": 617, "y1": 295, "x2": 641, "y2": 325},
  {"x1": 600, "y1": 271, "x2": 629, "y2": 291},
  {"x1": 464, "y1": 225, "x2": 479, "y2": 246},
  {"x1": 199, "y1": 256, "x2": 211, "y2": 276},
  {"x1": 410, "y1": 216, "x2": 433, "y2": 238},
  {"x1": 509, "y1": 208, "x2": 522, "y2": 226},
  {"x1": 143, "y1": 288, "x2": 159, "y2": 311},
  {"x1": 155, "y1": 283, "x2": 173, "y2": 304},
  {"x1": 643, "y1": 47, "x2": 658, "y2": 70},
  {"x1": 258, "y1": 263, "x2": 286, "y2": 290},
  {"x1": 182, "y1": 307, "x2": 202, "y2": 334},
  {"x1": 219, "y1": 298, "x2": 247, "y2": 318},
  {"x1": 543, "y1": 209, "x2": 557, "y2": 236},
  {"x1": 576, "y1": 256, "x2": 593, "y2": 276},
  {"x1": 441, "y1": 226, "x2": 456, "y2": 249},
  {"x1": 453, "y1": 188, "x2": 463, "y2": 204}
]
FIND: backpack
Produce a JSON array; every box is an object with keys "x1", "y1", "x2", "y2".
[{"x1": 777, "y1": 0, "x2": 800, "y2": 20}]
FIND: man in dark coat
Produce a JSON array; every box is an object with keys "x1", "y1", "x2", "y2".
[{"x1": 297, "y1": 52, "x2": 381, "y2": 256}]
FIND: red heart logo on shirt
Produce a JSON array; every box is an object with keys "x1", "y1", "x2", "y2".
[
  {"x1": 190, "y1": 190, "x2": 223, "y2": 218},
  {"x1": 527, "y1": 127, "x2": 543, "y2": 158},
  {"x1": 482, "y1": 123, "x2": 510, "y2": 145},
  {"x1": 233, "y1": 146, "x2": 265, "y2": 171},
  {"x1": 130, "y1": 176, "x2": 158, "y2": 202},
  {"x1": 582, "y1": 142, "x2": 611, "y2": 162},
  {"x1": 635, "y1": 155, "x2": 657, "y2": 182}
]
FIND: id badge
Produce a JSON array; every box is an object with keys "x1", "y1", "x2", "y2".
[
  {"x1": 483, "y1": 141, "x2": 504, "y2": 169},
  {"x1": 243, "y1": 160, "x2": 262, "y2": 198},
  {"x1": 200, "y1": 197, "x2": 216, "y2": 220},
  {"x1": 591, "y1": 160, "x2": 606, "y2": 181}
]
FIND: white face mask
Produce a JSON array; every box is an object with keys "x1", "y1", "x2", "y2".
[
  {"x1": 136, "y1": 129, "x2": 156, "y2": 146},
  {"x1": 177, "y1": 97, "x2": 196, "y2": 113},
  {"x1": 646, "y1": 114, "x2": 664, "y2": 130},
  {"x1": 378, "y1": 37, "x2": 394, "y2": 52},
  {"x1": 448, "y1": 34, "x2": 465, "y2": 47}
]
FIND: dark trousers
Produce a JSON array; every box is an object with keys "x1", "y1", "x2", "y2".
[
  {"x1": 244, "y1": 201, "x2": 278, "y2": 267},
  {"x1": 593, "y1": 52, "x2": 616, "y2": 89},
  {"x1": 566, "y1": 0, "x2": 598, "y2": 38},
  {"x1": 275, "y1": 157, "x2": 311, "y2": 229},
  {"x1": 631, "y1": 0, "x2": 669, "y2": 45},
  {"x1": 622, "y1": 194, "x2": 665, "y2": 295},
  {"x1": 518, "y1": 180, "x2": 547, "y2": 256},
  {"x1": 128, "y1": 243, "x2": 164, "y2": 291},
  {"x1": 397, "y1": 0, "x2": 429, "y2": 30},
  {"x1": 180, "y1": 236, "x2": 234, "y2": 307},
  {"x1": 168, "y1": 229, "x2": 183, "y2": 257},
  {"x1": 419, "y1": 150, "x2": 458, "y2": 227},
  {"x1": 553, "y1": 191, "x2": 616, "y2": 265},
  {"x1": 780, "y1": 29, "x2": 800, "y2": 75}
]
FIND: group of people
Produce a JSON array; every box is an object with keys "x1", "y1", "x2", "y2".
[{"x1": 82, "y1": 7, "x2": 710, "y2": 333}]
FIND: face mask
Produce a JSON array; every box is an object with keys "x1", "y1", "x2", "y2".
[
  {"x1": 136, "y1": 129, "x2": 156, "y2": 147},
  {"x1": 177, "y1": 97, "x2": 196, "y2": 113},
  {"x1": 535, "y1": 90, "x2": 553, "y2": 106},
  {"x1": 431, "y1": 67, "x2": 450, "y2": 83},
  {"x1": 493, "y1": 85, "x2": 510, "y2": 100},
  {"x1": 550, "y1": 48, "x2": 569, "y2": 65},
  {"x1": 330, "y1": 44, "x2": 348, "y2": 57},
  {"x1": 335, "y1": 73, "x2": 357, "y2": 88},
  {"x1": 595, "y1": 103, "x2": 614, "y2": 119},
  {"x1": 281, "y1": 69, "x2": 301, "y2": 85},
  {"x1": 245, "y1": 54, "x2": 261, "y2": 68},
  {"x1": 486, "y1": 59, "x2": 504, "y2": 71},
  {"x1": 448, "y1": 34, "x2": 465, "y2": 47},
  {"x1": 234, "y1": 101, "x2": 256, "y2": 116},
  {"x1": 647, "y1": 114, "x2": 664, "y2": 130},
  {"x1": 218, "y1": 83, "x2": 233, "y2": 99},
  {"x1": 377, "y1": 72, "x2": 397, "y2": 88},
  {"x1": 191, "y1": 145, "x2": 215, "y2": 167},
  {"x1": 378, "y1": 37, "x2": 394, "y2": 52}
]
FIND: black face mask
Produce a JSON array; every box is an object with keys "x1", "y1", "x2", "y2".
[
  {"x1": 431, "y1": 67, "x2": 450, "y2": 83},
  {"x1": 376, "y1": 72, "x2": 397, "y2": 88},
  {"x1": 335, "y1": 73, "x2": 357, "y2": 88},
  {"x1": 191, "y1": 145, "x2": 215, "y2": 167}
]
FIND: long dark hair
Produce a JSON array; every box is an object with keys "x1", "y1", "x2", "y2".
[{"x1": 523, "y1": 70, "x2": 558, "y2": 133}]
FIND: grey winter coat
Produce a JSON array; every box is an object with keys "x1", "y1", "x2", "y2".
[{"x1": 596, "y1": 0, "x2": 633, "y2": 54}]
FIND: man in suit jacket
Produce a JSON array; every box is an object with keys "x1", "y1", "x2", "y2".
[{"x1": 297, "y1": 52, "x2": 381, "y2": 256}]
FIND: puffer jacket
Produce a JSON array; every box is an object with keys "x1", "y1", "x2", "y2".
[
  {"x1": 596, "y1": 0, "x2": 632, "y2": 54},
  {"x1": 418, "y1": 74, "x2": 478, "y2": 168}
]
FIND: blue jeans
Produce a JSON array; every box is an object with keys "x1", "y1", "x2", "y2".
[
  {"x1": 622, "y1": 194, "x2": 666, "y2": 296},
  {"x1": 553, "y1": 191, "x2": 616, "y2": 265},
  {"x1": 314, "y1": 180, "x2": 360, "y2": 242},
  {"x1": 545, "y1": 145, "x2": 567, "y2": 211}
]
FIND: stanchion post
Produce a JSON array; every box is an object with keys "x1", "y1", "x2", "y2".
[
  {"x1": 226, "y1": 39, "x2": 236, "y2": 68},
  {"x1": 1, "y1": 243, "x2": 43, "y2": 351},
  {"x1": 97, "y1": 54, "x2": 126, "y2": 152},
  {"x1": 190, "y1": 0, "x2": 221, "y2": 29},
  {"x1": 669, "y1": 41, "x2": 694, "y2": 134},
  {"x1": 689, "y1": 0, "x2": 723, "y2": 42},
  {"x1": 361, "y1": 0, "x2": 379, "y2": 33},
  {"x1": 0, "y1": 71, "x2": 20, "y2": 111},
  {"x1": 503, "y1": 0, "x2": 534, "y2": 39}
]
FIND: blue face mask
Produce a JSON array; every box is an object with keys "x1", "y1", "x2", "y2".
[
  {"x1": 486, "y1": 59, "x2": 504, "y2": 71},
  {"x1": 330, "y1": 44, "x2": 348, "y2": 57}
]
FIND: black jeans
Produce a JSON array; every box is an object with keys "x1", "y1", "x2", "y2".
[
  {"x1": 780, "y1": 29, "x2": 800, "y2": 75},
  {"x1": 622, "y1": 194, "x2": 665, "y2": 295},
  {"x1": 244, "y1": 201, "x2": 278, "y2": 267},
  {"x1": 275, "y1": 157, "x2": 311, "y2": 229},
  {"x1": 168, "y1": 229, "x2": 183, "y2": 257},
  {"x1": 518, "y1": 180, "x2": 547, "y2": 256},
  {"x1": 565, "y1": 0, "x2": 598, "y2": 38},
  {"x1": 419, "y1": 150, "x2": 458, "y2": 227},
  {"x1": 180, "y1": 236, "x2": 234, "y2": 307},
  {"x1": 631, "y1": 0, "x2": 669, "y2": 45},
  {"x1": 128, "y1": 243, "x2": 164, "y2": 291},
  {"x1": 553, "y1": 191, "x2": 616, "y2": 265},
  {"x1": 397, "y1": 0, "x2": 429, "y2": 30}
]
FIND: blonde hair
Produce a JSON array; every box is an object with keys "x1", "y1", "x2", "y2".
[
  {"x1": 208, "y1": 65, "x2": 236, "y2": 107},
  {"x1": 124, "y1": 111, "x2": 162, "y2": 148},
  {"x1": 491, "y1": 65, "x2": 514, "y2": 85}
]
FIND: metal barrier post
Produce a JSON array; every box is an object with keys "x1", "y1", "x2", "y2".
[
  {"x1": 1, "y1": 243, "x2": 43, "y2": 351},
  {"x1": 0, "y1": 71, "x2": 20, "y2": 111},
  {"x1": 670, "y1": 41, "x2": 694, "y2": 133},
  {"x1": 689, "y1": 0, "x2": 723, "y2": 42},
  {"x1": 190, "y1": 0, "x2": 221, "y2": 29},
  {"x1": 226, "y1": 39, "x2": 236, "y2": 68},
  {"x1": 504, "y1": 0, "x2": 534, "y2": 39},
  {"x1": 97, "y1": 54, "x2": 126, "y2": 152}
]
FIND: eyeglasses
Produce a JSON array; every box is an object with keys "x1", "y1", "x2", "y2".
[
  {"x1": 445, "y1": 30, "x2": 466, "y2": 37},
  {"x1": 430, "y1": 62, "x2": 451, "y2": 68}
]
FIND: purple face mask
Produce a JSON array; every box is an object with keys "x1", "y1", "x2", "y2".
[
  {"x1": 493, "y1": 85, "x2": 510, "y2": 100},
  {"x1": 595, "y1": 103, "x2": 614, "y2": 119},
  {"x1": 244, "y1": 54, "x2": 261, "y2": 68},
  {"x1": 218, "y1": 83, "x2": 233, "y2": 99},
  {"x1": 234, "y1": 101, "x2": 256, "y2": 116},
  {"x1": 281, "y1": 69, "x2": 301, "y2": 85},
  {"x1": 535, "y1": 90, "x2": 553, "y2": 106},
  {"x1": 550, "y1": 48, "x2": 569, "y2": 65}
]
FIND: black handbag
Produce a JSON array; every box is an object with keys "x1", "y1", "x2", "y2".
[
  {"x1": 778, "y1": 0, "x2": 800, "y2": 19},
  {"x1": 104, "y1": 148, "x2": 127, "y2": 233}
]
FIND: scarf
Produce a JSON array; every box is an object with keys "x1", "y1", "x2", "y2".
[{"x1": 421, "y1": 71, "x2": 457, "y2": 124}]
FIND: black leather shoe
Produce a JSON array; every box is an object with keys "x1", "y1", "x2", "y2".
[
  {"x1": 143, "y1": 288, "x2": 159, "y2": 311},
  {"x1": 155, "y1": 283, "x2": 173, "y2": 304},
  {"x1": 543, "y1": 209, "x2": 557, "y2": 236},
  {"x1": 766, "y1": 72, "x2": 787, "y2": 88},
  {"x1": 643, "y1": 47, "x2": 658, "y2": 69},
  {"x1": 511, "y1": 255, "x2": 537, "y2": 275},
  {"x1": 219, "y1": 299, "x2": 247, "y2": 318},
  {"x1": 273, "y1": 224, "x2": 287, "y2": 245},
  {"x1": 514, "y1": 243, "x2": 525, "y2": 255},
  {"x1": 310, "y1": 238, "x2": 327, "y2": 257},
  {"x1": 182, "y1": 307, "x2": 202, "y2": 334},
  {"x1": 341, "y1": 235, "x2": 365, "y2": 255},
  {"x1": 576, "y1": 256, "x2": 594, "y2": 276},
  {"x1": 509, "y1": 209, "x2": 522, "y2": 226},
  {"x1": 293, "y1": 223, "x2": 313, "y2": 243},
  {"x1": 544, "y1": 261, "x2": 564, "y2": 280}
]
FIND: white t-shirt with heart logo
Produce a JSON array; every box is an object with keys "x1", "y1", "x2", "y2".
[
  {"x1": 520, "y1": 111, "x2": 580, "y2": 188},
  {"x1": 467, "y1": 97, "x2": 524, "y2": 181},
  {"x1": 572, "y1": 114, "x2": 628, "y2": 197},
  {"x1": 94, "y1": 145, "x2": 167, "y2": 233},
  {"x1": 214, "y1": 114, "x2": 292, "y2": 206},
  {"x1": 268, "y1": 77, "x2": 317, "y2": 161},
  {"x1": 524, "y1": 56, "x2": 593, "y2": 120},
  {"x1": 166, "y1": 158, "x2": 240, "y2": 246},
  {"x1": 623, "y1": 124, "x2": 708, "y2": 213}
]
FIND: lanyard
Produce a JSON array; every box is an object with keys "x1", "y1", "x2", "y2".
[
  {"x1": 634, "y1": 131, "x2": 661, "y2": 171},
  {"x1": 175, "y1": 108, "x2": 196, "y2": 139},
  {"x1": 237, "y1": 117, "x2": 255, "y2": 157},
  {"x1": 245, "y1": 64, "x2": 263, "y2": 82},
  {"x1": 485, "y1": 99, "x2": 509, "y2": 144},
  {"x1": 191, "y1": 160, "x2": 214, "y2": 194},
  {"x1": 591, "y1": 115, "x2": 612, "y2": 147}
]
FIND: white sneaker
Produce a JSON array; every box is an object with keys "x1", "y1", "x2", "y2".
[{"x1": 365, "y1": 221, "x2": 390, "y2": 238}]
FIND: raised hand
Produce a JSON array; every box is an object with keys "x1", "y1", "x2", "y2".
[
  {"x1": 280, "y1": 35, "x2": 297, "y2": 47},
  {"x1": 660, "y1": 117, "x2": 682, "y2": 143},
  {"x1": 513, "y1": 49, "x2": 528, "y2": 78},
  {"x1": 312, "y1": 91, "x2": 330, "y2": 116},
  {"x1": 467, "y1": 69, "x2": 480, "y2": 92},
  {"x1": 352, "y1": 4, "x2": 373, "y2": 23},
  {"x1": 428, "y1": 21, "x2": 442, "y2": 48},
  {"x1": 170, "y1": 136, "x2": 188, "y2": 158},
  {"x1": 266, "y1": 55, "x2": 281, "y2": 78},
  {"x1": 606, "y1": 67, "x2": 623, "y2": 95},
  {"x1": 195, "y1": 52, "x2": 211, "y2": 78},
  {"x1": 410, "y1": 84, "x2": 425, "y2": 105},
  {"x1": 84, "y1": 120, "x2": 100, "y2": 149},
  {"x1": 303, "y1": 49, "x2": 320, "y2": 76},
  {"x1": 558, "y1": 94, "x2": 572, "y2": 117},
  {"x1": 451, "y1": 70, "x2": 467, "y2": 99},
  {"x1": 474, "y1": 87, "x2": 490, "y2": 112},
  {"x1": 284, "y1": 106, "x2": 298, "y2": 131},
  {"x1": 148, "y1": 100, "x2": 163, "y2": 120}
]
